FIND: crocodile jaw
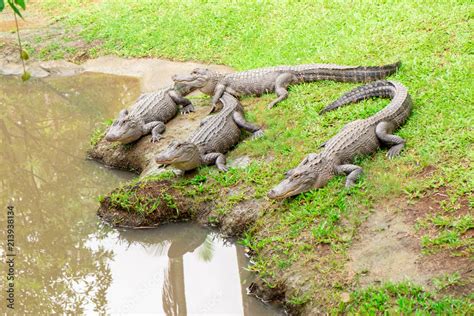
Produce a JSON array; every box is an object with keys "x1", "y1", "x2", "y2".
[
  {"x1": 172, "y1": 73, "x2": 208, "y2": 89},
  {"x1": 155, "y1": 142, "x2": 202, "y2": 171},
  {"x1": 105, "y1": 124, "x2": 142, "y2": 144},
  {"x1": 268, "y1": 177, "x2": 314, "y2": 200},
  {"x1": 268, "y1": 163, "x2": 332, "y2": 199}
]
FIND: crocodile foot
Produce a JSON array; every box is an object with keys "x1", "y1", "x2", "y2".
[
  {"x1": 150, "y1": 135, "x2": 163, "y2": 143},
  {"x1": 252, "y1": 130, "x2": 264, "y2": 139},
  {"x1": 181, "y1": 105, "x2": 195, "y2": 115},
  {"x1": 387, "y1": 144, "x2": 404, "y2": 159},
  {"x1": 217, "y1": 165, "x2": 229, "y2": 172}
]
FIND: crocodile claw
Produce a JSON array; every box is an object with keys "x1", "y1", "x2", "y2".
[
  {"x1": 386, "y1": 144, "x2": 404, "y2": 159},
  {"x1": 181, "y1": 105, "x2": 195, "y2": 115},
  {"x1": 252, "y1": 129, "x2": 264, "y2": 139},
  {"x1": 150, "y1": 135, "x2": 163, "y2": 143},
  {"x1": 217, "y1": 165, "x2": 229, "y2": 172}
]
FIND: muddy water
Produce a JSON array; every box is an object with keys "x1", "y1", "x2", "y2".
[{"x1": 0, "y1": 74, "x2": 278, "y2": 314}]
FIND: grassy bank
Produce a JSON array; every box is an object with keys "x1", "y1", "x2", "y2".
[{"x1": 38, "y1": 0, "x2": 473, "y2": 313}]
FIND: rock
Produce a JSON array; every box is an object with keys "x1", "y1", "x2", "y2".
[
  {"x1": 82, "y1": 55, "x2": 233, "y2": 92},
  {"x1": 0, "y1": 62, "x2": 49, "y2": 78},
  {"x1": 0, "y1": 63, "x2": 23, "y2": 76},
  {"x1": 228, "y1": 155, "x2": 251, "y2": 169},
  {"x1": 28, "y1": 64, "x2": 50, "y2": 78},
  {"x1": 219, "y1": 199, "x2": 262, "y2": 236},
  {"x1": 39, "y1": 60, "x2": 83, "y2": 76}
]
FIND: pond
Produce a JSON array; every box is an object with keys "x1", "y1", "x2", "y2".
[{"x1": 0, "y1": 74, "x2": 279, "y2": 314}]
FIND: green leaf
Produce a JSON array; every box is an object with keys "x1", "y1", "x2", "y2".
[
  {"x1": 7, "y1": 1, "x2": 22, "y2": 18},
  {"x1": 0, "y1": 1, "x2": 5, "y2": 12},
  {"x1": 21, "y1": 71, "x2": 30, "y2": 81},
  {"x1": 20, "y1": 49, "x2": 29, "y2": 60},
  {"x1": 14, "y1": 0, "x2": 25, "y2": 10}
]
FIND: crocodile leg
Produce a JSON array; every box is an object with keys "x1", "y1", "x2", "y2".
[
  {"x1": 267, "y1": 73, "x2": 297, "y2": 109},
  {"x1": 211, "y1": 84, "x2": 227, "y2": 113},
  {"x1": 336, "y1": 164, "x2": 363, "y2": 188},
  {"x1": 203, "y1": 152, "x2": 228, "y2": 172},
  {"x1": 169, "y1": 90, "x2": 195, "y2": 114},
  {"x1": 375, "y1": 121, "x2": 406, "y2": 159},
  {"x1": 232, "y1": 111, "x2": 264, "y2": 138},
  {"x1": 143, "y1": 121, "x2": 166, "y2": 143}
]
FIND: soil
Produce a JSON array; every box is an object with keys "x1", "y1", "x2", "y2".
[{"x1": 349, "y1": 189, "x2": 473, "y2": 297}]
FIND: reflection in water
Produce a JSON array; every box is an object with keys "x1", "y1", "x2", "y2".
[
  {"x1": 0, "y1": 74, "x2": 139, "y2": 314},
  {"x1": 0, "y1": 75, "x2": 279, "y2": 315},
  {"x1": 88, "y1": 224, "x2": 279, "y2": 315}
]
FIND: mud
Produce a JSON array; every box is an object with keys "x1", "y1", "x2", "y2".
[
  {"x1": 349, "y1": 193, "x2": 473, "y2": 296},
  {"x1": 98, "y1": 177, "x2": 266, "y2": 238}
]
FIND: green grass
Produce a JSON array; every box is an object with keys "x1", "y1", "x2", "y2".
[
  {"x1": 38, "y1": 0, "x2": 474, "y2": 312},
  {"x1": 107, "y1": 185, "x2": 160, "y2": 216},
  {"x1": 339, "y1": 282, "x2": 473, "y2": 315},
  {"x1": 418, "y1": 214, "x2": 473, "y2": 256},
  {"x1": 89, "y1": 118, "x2": 113, "y2": 146},
  {"x1": 103, "y1": 172, "x2": 179, "y2": 216}
]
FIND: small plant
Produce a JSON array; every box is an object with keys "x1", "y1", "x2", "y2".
[
  {"x1": 90, "y1": 119, "x2": 113, "y2": 146},
  {"x1": 162, "y1": 193, "x2": 178, "y2": 212},
  {"x1": 1, "y1": 0, "x2": 30, "y2": 80},
  {"x1": 419, "y1": 214, "x2": 473, "y2": 256},
  {"x1": 432, "y1": 272, "x2": 462, "y2": 291},
  {"x1": 288, "y1": 292, "x2": 311, "y2": 306}
]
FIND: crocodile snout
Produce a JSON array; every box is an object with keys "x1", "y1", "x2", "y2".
[
  {"x1": 267, "y1": 188, "x2": 287, "y2": 200},
  {"x1": 172, "y1": 74, "x2": 193, "y2": 82},
  {"x1": 105, "y1": 132, "x2": 118, "y2": 142},
  {"x1": 267, "y1": 189, "x2": 277, "y2": 199}
]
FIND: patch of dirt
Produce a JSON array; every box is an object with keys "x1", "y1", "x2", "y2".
[
  {"x1": 416, "y1": 164, "x2": 437, "y2": 178},
  {"x1": 405, "y1": 187, "x2": 471, "y2": 221},
  {"x1": 217, "y1": 199, "x2": 264, "y2": 237},
  {"x1": 348, "y1": 190, "x2": 473, "y2": 296}
]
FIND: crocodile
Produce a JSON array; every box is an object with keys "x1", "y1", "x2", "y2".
[
  {"x1": 172, "y1": 61, "x2": 401, "y2": 112},
  {"x1": 268, "y1": 80, "x2": 412, "y2": 199},
  {"x1": 105, "y1": 83, "x2": 196, "y2": 144},
  {"x1": 155, "y1": 93, "x2": 263, "y2": 172}
]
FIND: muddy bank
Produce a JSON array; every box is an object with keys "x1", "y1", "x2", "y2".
[
  {"x1": 97, "y1": 170, "x2": 474, "y2": 314},
  {"x1": 98, "y1": 175, "x2": 264, "y2": 237},
  {"x1": 96, "y1": 175, "x2": 299, "y2": 309}
]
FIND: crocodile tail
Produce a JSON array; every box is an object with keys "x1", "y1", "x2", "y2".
[
  {"x1": 300, "y1": 61, "x2": 401, "y2": 83},
  {"x1": 319, "y1": 80, "x2": 396, "y2": 114}
]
